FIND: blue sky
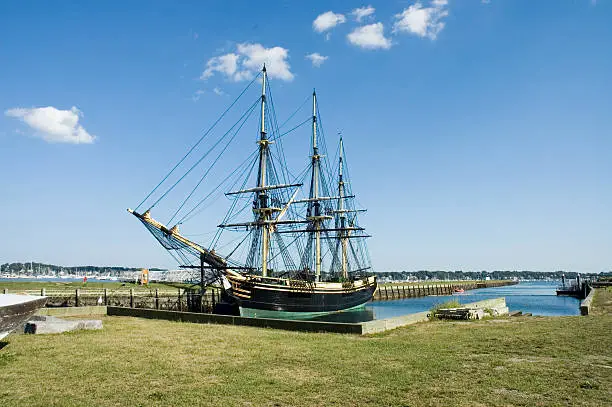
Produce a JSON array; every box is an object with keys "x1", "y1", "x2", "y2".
[{"x1": 0, "y1": 1, "x2": 610, "y2": 272}]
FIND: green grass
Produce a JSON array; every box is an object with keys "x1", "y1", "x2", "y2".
[
  {"x1": 592, "y1": 287, "x2": 612, "y2": 316},
  {"x1": 1, "y1": 315, "x2": 610, "y2": 406}
]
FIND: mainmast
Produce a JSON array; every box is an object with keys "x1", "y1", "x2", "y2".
[
  {"x1": 338, "y1": 137, "x2": 348, "y2": 279},
  {"x1": 257, "y1": 66, "x2": 270, "y2": 277},
  {"x1": 311, "y1": 90, "x2": 322, "y2": 281}
]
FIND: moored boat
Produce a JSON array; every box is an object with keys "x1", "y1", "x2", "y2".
[
  {"x1": 0, "y1": 294, "x2": 47, "y2": 340},
  {"x1": 129, "y1": 66, "x2": 376, "y2": 317}
]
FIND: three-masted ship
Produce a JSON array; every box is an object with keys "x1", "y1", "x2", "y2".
[{"x1": 129, "y1": 66, "x2": 376, "y2": 318}]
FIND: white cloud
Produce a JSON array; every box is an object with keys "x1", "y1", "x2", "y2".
[
  {"x1": 393, "y1": 1, "x2": 449, "y2": 40},
  {"x1": 201, "y1": 43, "x2": 293, "y2": 82},
  {"x1": 201, "y1": 53, "x2": 241, "y2": 81},
  {"x1": 213, "y1": 87, "x2": 225, "y2": 96},
  {"x1": 236, "y1": 43, "x2": 294, "y2": 81},
  {"x1": 305, "y1": 53, "x2": 328, "y2": 67},
  {"x1": 347, "y1": 23, "x2": 392, "y2": 50},
  {"x1": 351, "y1": 6, "x2": 375, "y2": 22},
  {"x1": 313, "y1": 11, "x2": 346, "y2": 33},
  {"x1": 192, "y1": 89, "x2": 205, "y2": 102},
  {"x1": 5, "y1": 106, "x2": 95, "y2": 144}
]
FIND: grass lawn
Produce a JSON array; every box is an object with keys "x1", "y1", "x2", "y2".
[
  {"x1": 1, "y1": 315, "x2": 610, "y2": 406},
  {"x1": 592, "y1": 287, "x2": 612, "y2": 316}
]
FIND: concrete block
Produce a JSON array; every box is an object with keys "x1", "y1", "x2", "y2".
[{"x1": 24, "y1": 316, "x2": 103, "y2": 334}]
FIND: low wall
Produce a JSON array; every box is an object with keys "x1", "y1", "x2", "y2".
[
  {"x1": 107, "y1": 307, "x2": 362, "y2": 334},
  {"x1": 580, "y1": 289, "x2": 596, "y2": 316}
]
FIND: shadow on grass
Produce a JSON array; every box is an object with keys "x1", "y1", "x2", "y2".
[{"x1": 0, "y1": 341, "x2": 9, "y2": 350}]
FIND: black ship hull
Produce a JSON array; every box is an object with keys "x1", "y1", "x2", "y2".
[{"x1": 225, "y1": 275, "x2": 377, "y2": 318}]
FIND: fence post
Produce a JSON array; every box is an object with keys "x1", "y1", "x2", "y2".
[
  {"x1": 75, "y1": 289, "x2": 80, "y2": 307},
  {"x1": 3, "y1": 288, "x2": 7, "y2": 294},
  {"x1": 104, "y1": 288, "x2": 108, "y2": 305},
  {"x1": 41, "y1": 288, "x2": 46, "y2": 297},
  {"x1": 155, "y1": 288, "x2": 159, "y2": 310},
  {"x1": 130, "y1": 288, "x2": 134, "y2": 308},
  {"x1": 178, "y1": 288, "x2": 182, "y2": 311}
]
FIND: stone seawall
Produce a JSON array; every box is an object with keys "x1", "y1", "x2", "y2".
[
  {"x1": 373, "y1": 280, "x2": 517, "y2": 301},
  {"x1": 580, "y1": 288, "x2": 596, "y2": 316}
]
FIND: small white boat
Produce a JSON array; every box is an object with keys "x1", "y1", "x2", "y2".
[{"x1": 0, "y1": 294, "x2": 47, "y2": 340}]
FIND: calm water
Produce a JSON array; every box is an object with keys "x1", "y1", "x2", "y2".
[{"x1": 311, "y1": 281, "x2": 580, "y2": 323}]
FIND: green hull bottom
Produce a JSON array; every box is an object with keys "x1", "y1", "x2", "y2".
[{"x1": 240, "y1": 303, "x2": 368, "y2": 320}]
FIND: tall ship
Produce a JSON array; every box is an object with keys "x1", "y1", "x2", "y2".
[{"x1": 129, "y1": 66, "x2": 376, "y2": 318}]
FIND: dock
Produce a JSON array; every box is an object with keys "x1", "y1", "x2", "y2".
[{"x1": 372, "y1": 279, "x2": 517, "y2": 301}]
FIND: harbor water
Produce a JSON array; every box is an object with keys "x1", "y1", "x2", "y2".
[{"x1": 311, "y1": 281, "x2": 581, "y2": 323}]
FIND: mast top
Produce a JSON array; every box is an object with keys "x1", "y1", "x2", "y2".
[{"x1": 262, "y1": 64, "x2": 266, "y2": 72}]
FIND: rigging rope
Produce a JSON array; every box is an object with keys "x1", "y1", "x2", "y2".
[
  {"x1": 167, "y1": 99, "x2": 259, "y2": 225},
  {"x1": 150, "y1": 97, "x2": 261, "y2": 212},
  {"x1": 178, "y1": 149, "x2": 259, "y2": 224},
  {"x1": 135, "y1": 73, "x2": 261, "y2": 212}
]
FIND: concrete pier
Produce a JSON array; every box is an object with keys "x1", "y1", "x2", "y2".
[
  {"x1": 372, "y1": 280, "x2": 517, "y2": 301},
  {"x1": 580, "y1": 289, "x2": 597, "y2": 316}
]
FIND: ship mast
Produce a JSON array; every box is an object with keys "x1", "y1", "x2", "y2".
[
  {"x1": 311, "y1": 90, "x2": 322, "y2": 281},
  {"x1": 338, "y1": 137, "x2": 348, "y2": 279},
  {"x1": 258, "y1": 65, "x2": 270, "y2": 277}
]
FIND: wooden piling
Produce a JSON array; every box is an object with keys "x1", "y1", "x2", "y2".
[
  {"x1": 75, "y1": 289, "x2": 80, "y2": 307},
  {"x1": 129, "y1": 288, "x2": 134, "y2": 308},
  {"x1": 104, "y1": 288, "x2": 108, "y2": 305},
  {"x1": 41, "y1": 288, "x2": 45, "y2": 296},
  {"x1": 155, "y1": 288, "x2": 159, "y2": 310}
]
